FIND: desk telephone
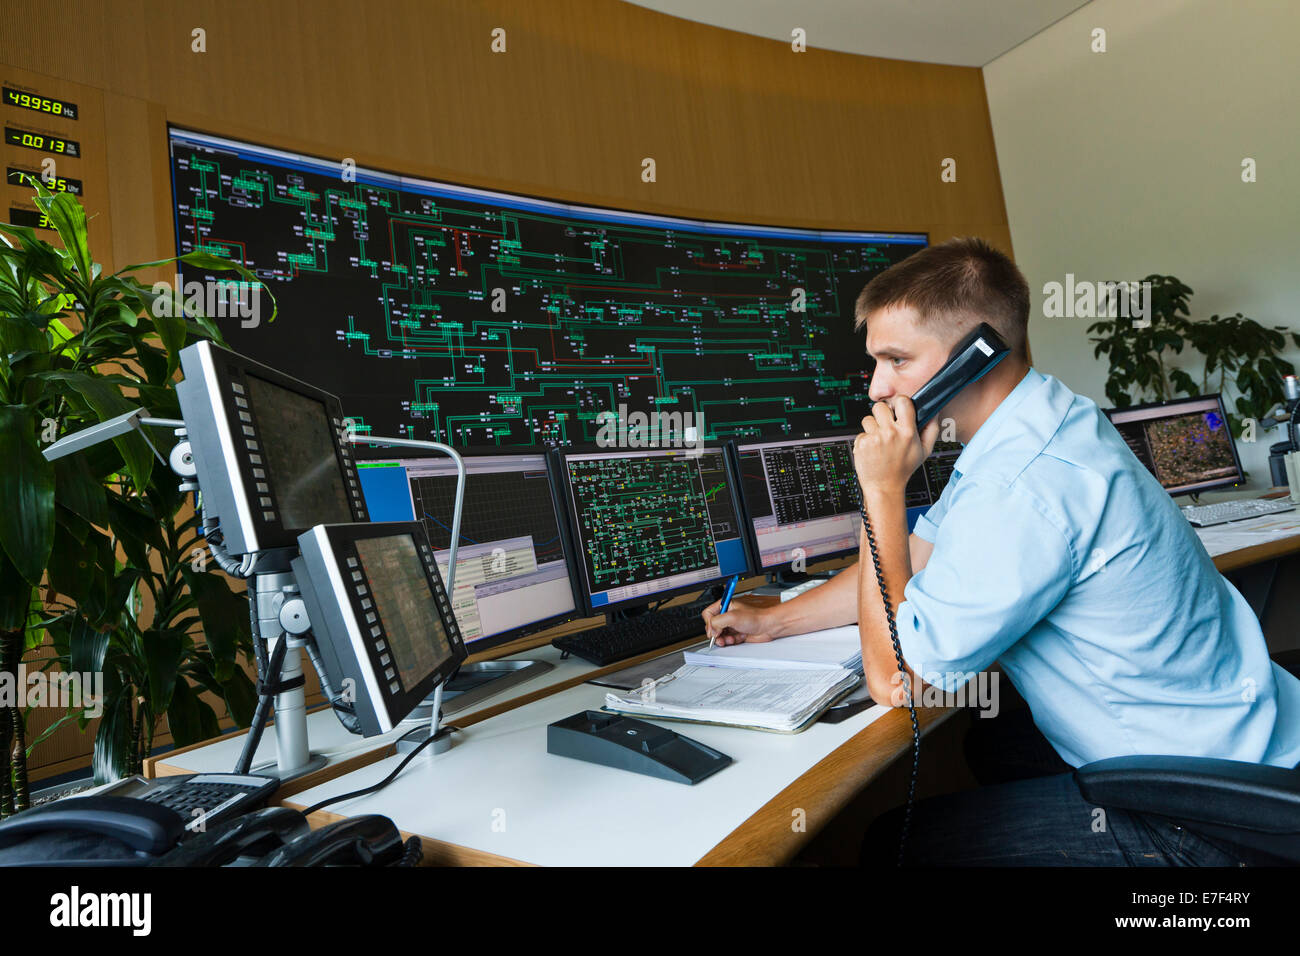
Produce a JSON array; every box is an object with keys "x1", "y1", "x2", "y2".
[
  {"x1": 0, "y1": 772, "x2": 421, "y2": 867},
  {"x1": 858, "y1": 322, "x2": 1010, "y2": 862}
]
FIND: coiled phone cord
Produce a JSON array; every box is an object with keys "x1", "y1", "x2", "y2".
[{"x1": 858, "y1": 485, "x2": 920, "y2": 866}]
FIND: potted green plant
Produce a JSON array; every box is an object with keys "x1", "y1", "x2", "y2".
[
  {"x1": 1088, "y1": 274, "x2": 1300, "y2": 437},
  {"x1": 1, "y1": 180, "x2": 273, "y2": 813}
]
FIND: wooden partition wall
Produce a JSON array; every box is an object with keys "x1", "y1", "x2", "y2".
[{"x1": 1, "y1": 0, "x2": 1012, "y2": 780}]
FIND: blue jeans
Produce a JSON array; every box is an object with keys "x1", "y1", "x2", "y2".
[{"x1": 859, "y1": 707, "x2": 1273, "y2": 866}]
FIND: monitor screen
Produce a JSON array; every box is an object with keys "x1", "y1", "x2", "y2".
[
  {"x1": 1106, "y1": 395, "x2": 1242, "y2": 495},
  {"x1": 905, "y1": 441, "x2": 961, "y2": 514},
  {"x1": 242, "y1": 373, "x2": 354, "y2": 529},
  {"x1": 357, "y1": 453, "x2": 577, "y2": 646},
  {"x1": 353, "y1": 533, "x2": 454, "y2": 690},
  {"x1": 176, "y1": 340, "x2": 368, "y2": 555},
  {"x1": 167, "y1": 127, "x2": 926, "y2": 449},
  {"x1": 559, "y1": 447, "x2": 749, "y2": 610},
  {"x1": 735, "y1": 434, "x2": 861, "y2": 569}
]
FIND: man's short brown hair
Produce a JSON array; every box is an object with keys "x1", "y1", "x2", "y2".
[{"x1": 854, "y1": 236, "x2": 1030, "y2": 357}]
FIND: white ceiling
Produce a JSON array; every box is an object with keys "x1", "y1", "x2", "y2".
[{"x1": 620, "y1": 0, "x2": 1094, "y2": 66}]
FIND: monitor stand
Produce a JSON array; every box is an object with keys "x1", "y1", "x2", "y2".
[{"x1": 405, "y1": 659, "x2": 554, "y2": 721}]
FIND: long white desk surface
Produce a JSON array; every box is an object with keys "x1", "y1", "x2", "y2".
[
  {"x1": 284, "y1": 678, "x2": 892, "y2": 867},
  {"x1": 152, "y1": 639, "x2": 624, "y2": 775}
]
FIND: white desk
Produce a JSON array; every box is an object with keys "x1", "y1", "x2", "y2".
[
  {"x1": 148, "y1": 639, "x2": 624, "y2": 777},
  {"x1": 284, "y1": 680, "x2": 894, "y2": 867}
]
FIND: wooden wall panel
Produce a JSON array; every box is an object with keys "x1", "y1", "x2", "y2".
[{"x1": 2, "y1": 0, "x2": 1012, "y2": 272}]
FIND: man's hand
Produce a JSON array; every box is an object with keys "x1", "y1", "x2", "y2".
[
  {"x1": 701, "y1": 596, "x2": 780, "y2": 646},
  {"x1": 853, "y1": 396, "x2": 940, "y2": 493}
]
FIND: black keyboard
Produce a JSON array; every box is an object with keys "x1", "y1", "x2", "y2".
[
  {"x1": 553, "y1": 603, "x2": 709, "y2": 666},
  {"x1": 131, "y1": 773, "x2": 278, "y2": 834}
]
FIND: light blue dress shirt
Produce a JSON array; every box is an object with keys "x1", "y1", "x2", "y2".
[{"x1": 898, "y1": 367, "x2": 1300, "y2": 769}]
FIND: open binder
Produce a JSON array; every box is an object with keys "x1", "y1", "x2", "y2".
[{"x1": 601, "y1": 626, "x2": 865, "y2": 733}]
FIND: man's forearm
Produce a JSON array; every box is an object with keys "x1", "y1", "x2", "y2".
[
  {"x1": 766, "y1": 561, "x2": 861, "y2": 636},
  {"x1": 763, "y1": 530, "x2": 931, "y2": 639},
  {"x1": 857, "y1": 485, "x2": 921, "y2": 704}
]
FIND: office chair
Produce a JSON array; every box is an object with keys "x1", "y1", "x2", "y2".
[
  {"x1": 1077, "y1": 650, "x2": 1300, "y2": 865},
  {"x1": 1074, "y1": 755, "x2": 1300, "y2": 864}
]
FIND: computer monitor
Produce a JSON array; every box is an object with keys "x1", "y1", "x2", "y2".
[
  {"x1": 292, "y1": 521, "x2": 467, "y2": 736},
  {"x1": 554, "y1": 445, "x2": 752, "y2": 614},
  {"x1": 731, "y1": 433, "x2": 862, "y2": 571},
  {"x1": 732, "y1": 433, "x2": 963, "y2": 570},
  {"x1": 355, "y1": 450, "x2": 581, "y2": 650},
  {"x1": 905, "y1": 441, "x2": 962, "y2": 528},
  {"x1": 177, "y1": 341, "x2": 368, "y2": 555},
  {"x1": 1105, "y1": 394, "x2": 1244, "y2": 495}
]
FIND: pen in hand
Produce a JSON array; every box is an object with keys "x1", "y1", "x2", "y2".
[{"x1": 709, "y1": 574, "x2": 741, "y2": 650}]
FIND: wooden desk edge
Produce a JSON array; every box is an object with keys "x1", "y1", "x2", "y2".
[
  {"x1": 694, "y1": 704, "x2": 955, "y2": 866},
  {"x1": 1211, "y1": 535, "x2": 1300, "y2": 573}
]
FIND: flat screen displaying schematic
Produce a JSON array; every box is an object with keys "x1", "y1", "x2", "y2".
[
  {"x1": 556, "y1": 446, "x2": 751, "y2": 612},
  {"x1": 733, "y1": 433, "x2": 862, "y2": 570},
  {"x1": 176, "y1": 340, "x2": 368, "y2": 555},
  {"x1": 1104, "y1": 394, "x2": 1244, "y2": 495},
  {"x1": 167, "y1": 127, "x2": 927, "y2": 450},
  {"x1": 293, "y1": 521, "x2": 466, "y2": 736},
  {"x1": 356, "y1": 451, "x2": 580, "y2": 650}
]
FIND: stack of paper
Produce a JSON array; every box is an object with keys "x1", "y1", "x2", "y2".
[
  {"x1": 683, "y1": 624, "x2": 863, "y2": 672},
  {"x1": 604, "y1": 664, "x2": 860, "y2": 733}
]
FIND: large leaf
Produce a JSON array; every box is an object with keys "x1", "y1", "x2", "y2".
[
  {"x1": 40, "y1": 371, "x2": 153, "y2": 490},
  {"x1": 0, "y1": 553, "x2": 33, "y2": 632},
  {"x1": 68, "y1": 613, "x2": 111, "y2": 675},
  {"x1": 221, "y1": 666, "x2": 258, "y2": 727},
  {"x1": 0, "y1": 313, "x2": 46, "y2": 354},
  {"x1": 166, "y1": 677, "x2": 220, "y2": 747},
  {"x1": 47, "y1": 522, "x2": 109, "y2": 606},
  {"x1": 180, "y1": 566, "x2": 249, "y2": 681},
  {"x1": 106, "y1": 494, "x2": 162, "y2": 569},
  {"x1": 53, "y1": 454, "x2": 109, "y2": 528},
  {"x1": 92, "y1": 681, "x2": 133, "y2": 785},
  {"x1": 143, "y1": 627, "x2": 184, "y2": 715},
  {"x1": 0, "y1": 405, "x2": 55, "y2": 585},
  {"x1": 32, "y1": 189, "x2": 93, "y2": 285}
]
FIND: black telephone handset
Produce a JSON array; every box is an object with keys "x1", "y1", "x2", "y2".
[
  {"x1": 859, "y1": 322, "x2": 1010, "y2": 864},
  {"x1": 0, "y1": 781, "x2": 416, "y2": 868},
  {"x1": 905, "y1": 323, "x2": 1012, "y2": 428},
  {"x1": 156, "y1": 810, "x2": 415, "y2": 867}
]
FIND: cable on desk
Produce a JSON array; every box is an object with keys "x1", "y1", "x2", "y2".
[{"x1": 298, "y1": 726, "x2": 458, "y2": 818}]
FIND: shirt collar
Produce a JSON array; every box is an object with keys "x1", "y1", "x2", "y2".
[{"x1": 952, "y1": 366, "x2": 1046, "y2": 478}]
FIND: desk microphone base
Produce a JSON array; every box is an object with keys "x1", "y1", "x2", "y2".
[{"x1": 395, "y1": 725, "x2": 456, "y2": 757}]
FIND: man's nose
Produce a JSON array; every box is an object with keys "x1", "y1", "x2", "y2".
[{"x1": 868, "y1": 370, "x2": 893, "y2": 403}]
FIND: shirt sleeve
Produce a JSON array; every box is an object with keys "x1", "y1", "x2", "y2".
[
  {"x1": 893, "y1": 476, "x2": 1075, "y2": 692},
  {"x1": 911, "y1": 477, "x2": 954, "y2": 542}
]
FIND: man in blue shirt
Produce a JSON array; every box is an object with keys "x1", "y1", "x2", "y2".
[{"x1": 703, "y1": 237, "x2": 1300, "y2": 865}]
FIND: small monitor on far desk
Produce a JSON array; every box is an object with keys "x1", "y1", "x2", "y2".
[
  {"x1": 1105, "y1": 394, "x2": 1295, "y2": 526},
  {"x1": 1105, "y1": 394, "x2": 1244, "y2": 496}
]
